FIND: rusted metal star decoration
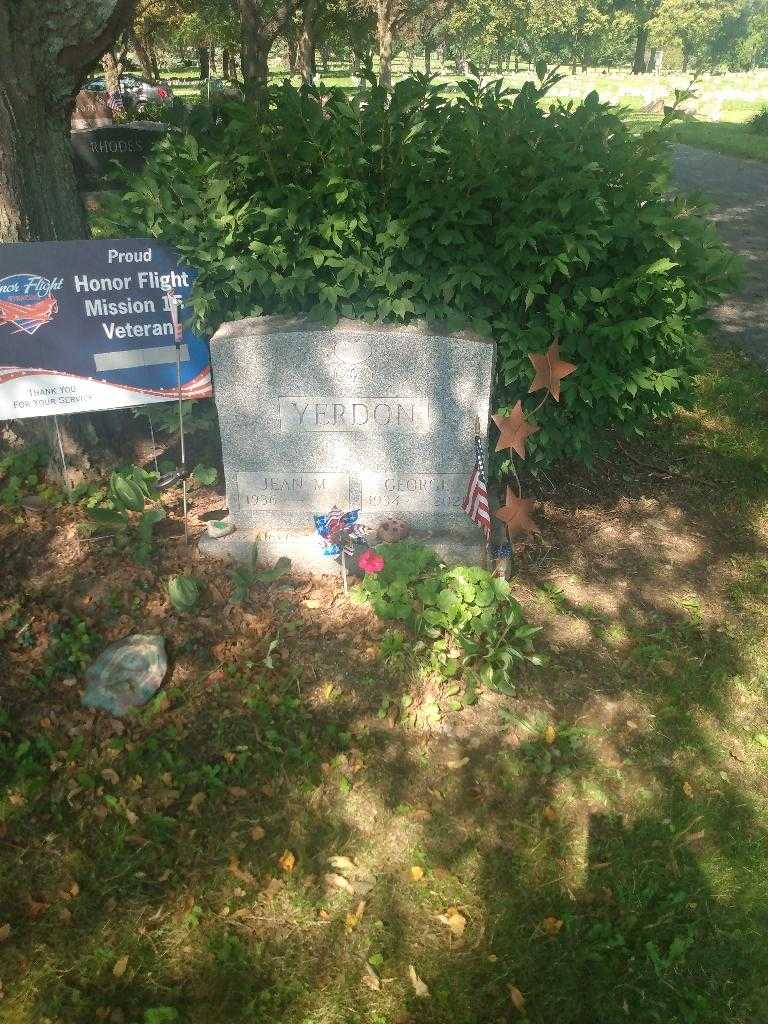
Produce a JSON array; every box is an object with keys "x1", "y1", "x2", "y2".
[
  {"x1": 494, "y1": 487, "x2": 540, "y2": 538},
  {"x1": 492, "y1": 401, "x2": 539, "y2": 459},
  {"x1": 528, "y1": 341, "x2": 577, "y2": 402}
]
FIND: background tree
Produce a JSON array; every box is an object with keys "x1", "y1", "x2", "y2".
[
  {"x1": 238, "y1": 0, "x2": 303, "y2": 96},
  {"x1": 0, "y1": 0, "x2": 137, "y2": 243},
  {"x1": 368, "y1": 0, "x2": 453, "y2": 87},
  {"x1": 648, "y1": 0, "x2": 744, "y2": 71}
]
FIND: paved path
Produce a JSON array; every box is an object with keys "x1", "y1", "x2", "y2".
[{"x1": 673, "y1": 144, "x2": 768, "y2": 367}]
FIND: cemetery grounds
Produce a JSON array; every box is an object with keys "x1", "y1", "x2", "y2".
[
  {"x1": 3, "y1": 72, "x2": 768, "y2": 1022},
  {"x1": 1, "y1": 341, "x2": 768, "y2": 1023},
  {"x1": 167, "y1": 60, "x2": 768, "y2": 161}
]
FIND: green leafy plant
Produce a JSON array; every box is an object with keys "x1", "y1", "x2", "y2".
[
  {"x1": 99, "y1": 70, "x2": 736, "y2": 472},
  {"x1": 87, "y1": 465, "x2": 165, "y2": 564},
  {"x1": 133, "y1": 399, "x2": 218, "y2": 443},
  {"x1": 229, "y1": 548, "x2": 292, "y2": 603},
  {"x1": 191, "y1": 463, "x2": 218, "y2": 486},
  {"x1": 0, "y1": 445, "x2": 53, "y2": 508},
  {"x1": 747, "y1": 107, "x2": 768, "y2": 134},
  {"x1": 354, "y1": 541, "x2": 541, "y2": 694},
  {"x1": 167, "y1": 574, "x2": 201, "y2": 613}
]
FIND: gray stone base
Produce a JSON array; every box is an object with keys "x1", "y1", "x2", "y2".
[{"x1": 197, "y1": 527, "x2": 487, "y2": 573}]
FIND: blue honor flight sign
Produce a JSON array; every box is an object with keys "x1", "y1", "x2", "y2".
[{"x1": 0, "y1": 237, "x2": 211, "y2": 420}]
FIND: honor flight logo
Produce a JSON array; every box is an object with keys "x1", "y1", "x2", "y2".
[{"x1": 0, "y1": 274, "x2": 63, "y2": 335}]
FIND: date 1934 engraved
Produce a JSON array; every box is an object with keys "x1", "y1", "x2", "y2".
[{"x1": 360, "y1": 472, "x2": 467, "y2": 512}]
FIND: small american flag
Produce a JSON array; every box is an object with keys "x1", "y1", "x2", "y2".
[
  {"x1": 107, "y1": 90, "x2": 124, "y2": 112},
  {"x1": 462, "y1": 430, "x2": 491, "y2": 539}
]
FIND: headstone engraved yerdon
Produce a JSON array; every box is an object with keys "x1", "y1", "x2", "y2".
[{"x1": 202, "y1": 317, "x2": 495, "y2": 569}]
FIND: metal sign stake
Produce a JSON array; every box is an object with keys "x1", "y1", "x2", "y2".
[
  {"x1": 165, "y1": 288, "x2": 189, "y2": 545},
  {"x1": 52, "y1": 415, "x2": 72, "y2": 495}
]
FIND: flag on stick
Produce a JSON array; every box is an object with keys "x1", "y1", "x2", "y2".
[{"x1": 461, "y1": 420, "x2": 491, "y2": 540}]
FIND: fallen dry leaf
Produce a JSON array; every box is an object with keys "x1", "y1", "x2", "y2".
[
  {"x1": 544, "y1": 725, "x2": 557, "y2": 745},
  {"x1": 682, "y1": 781, "x2": 694, "y2": 799},
  {"x1": 324, "y1": 872, "x2": 355, "y2": 894},
  {"x1": 261, "y1": 876, "x2": 284, "y2": 898},
  {"x1": 328, "y1": 855, "x2": 357, "y2": 873},
  {"x1": 543, "y1": 805, "x2": 557, "y2": 822},
  {"x1": 228, "y1": 786, "x2": 248, "y2": 799},
  {"x1": 188, "y1": 792, "x2": 206, "y2": 814},
  {"x1": 362, "y1": 962, "x2": 381, "y2": 991},
  {"x1": 345, "y1": 900, "x2": 366, "y2": 930},
  {"x1": 112, "y1": 955, "x2": 129, "y2": 978},
  {"x1": 100, "y1": 768, "x2": 120, "y2": 785},
  {"x1": 27, "y1": 900, "x2": 49, "y2": 919},
  {"x1": 303, "y1": 599, "x2": 321, "y2": 609},
  {"x1": 684, "y1": 829, "x2": 706, "y2": 844},
  {"x1": 508, "y1": 985, "x2": 525, "y2": 1011},
  {"x1": 409, "y1": 866, "x2": 425, "y2": 882},
  {"x1": 228, "y1": 856, "x2": 255, "y2": 885},
  {"x1": 437, "y1": 907, "x2": 466, "y2": 938},
  {"x1": 408, "y1": 965, "x2": 430, "y2": 998},
  {"x1": 250, "y1": 825, "x2": 266, "y2": 841},
  {"x1": 542, "y1": 916, "x2": 563, "y2": 936},
  {"x1": 446, "y1": 756, "x2": 469, "y2": 770},
  {"x1": 69, "y1": 881, "x2": 80, "y2": 898},
  {"x1": 0, "y1": 924, "x2": 10, "y2": 942},
  {"x1": 278, "y1": 849, "x2": 296, "y2": 873},
  {"x1": 57, "y1": 906, "x2": 73, "y2": 924}
]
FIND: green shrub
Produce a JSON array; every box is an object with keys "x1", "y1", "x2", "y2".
[
  {"x1": 353, "y1": 541, "x2": 542, "y2": 693},
  {"x1": 98, "y1": 70, "x2": 736, "y2": 470},
  {"x1": 747, "y1": 107, "x2": 768, "y2": 134}
]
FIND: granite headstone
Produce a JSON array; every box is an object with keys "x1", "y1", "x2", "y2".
[{"x1": 201, "y1": 317, "x2": 495, "y2": 570}]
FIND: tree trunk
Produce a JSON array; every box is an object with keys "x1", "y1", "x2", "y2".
[
  {"x1": 102, "y1": 51, "x2": 121, "y2": 93},
  {"x1": 681, "y1": 45, "x2": 690, "y2": 73},
  {"x1": 240, "y1": 28, "x2": 272, "y2": 98},
  {"x1": 632, "y1": 25, "x2": 649, "y2": 74},
  {"x1": 0, "y1": 84, "x2": 87, "y2": 242},
  {"x1": 514, "y1": 53, "x2": 519, "y2": 72},
  {"x1": 298, "y1": 0, "x2": 317, "y2": 84},
  {"x1": 129, "y1": 29, "x2": 157, "y2": 83},
  {"x1": 377, "y1": 0, "x2": 395, "y2": 89},
  {"x1": 424, "y1": 43, "x2": 431, "y2": 76},
  {"x1": 149, "y1": 46, "x2": 160, "y2": 81},
  {"x1": 222, "y1": 48, "x2": 230, "y2": 78},
  {"x1": 198, "y1": 46, "x2": 210, "y2": 79},
  {"x1": 210, "y1": 46, "x2": 217, "y2": 73},
  {"x1": 239, "y1": 0, "x2": 302, "y2": 99}
]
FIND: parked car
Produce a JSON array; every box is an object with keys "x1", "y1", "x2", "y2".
[{"x1": 85, "y1": 75, "x2": 174, "y2": 110}]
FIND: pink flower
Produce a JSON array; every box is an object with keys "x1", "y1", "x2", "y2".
[{"x1": 357, "y1": 548, "x2": 385, "y2": 573}]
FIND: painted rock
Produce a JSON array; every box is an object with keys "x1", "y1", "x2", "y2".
[
  {"x1": 376, "y1": 518, "x2": 410, "y2": 543},
  {"x1": 82, "y1": 634, "x2": 167, "y2": 716}
]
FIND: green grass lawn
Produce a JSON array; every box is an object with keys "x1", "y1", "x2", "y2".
[
  {"x1": 2, "y1": 339, "x2": 768, "y2": 1024},
  {"x1": 672, "y1": 119, "x2": 768, "y2": 161}
]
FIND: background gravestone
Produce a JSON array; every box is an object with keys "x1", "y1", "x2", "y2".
[
  {"x1": 70, "y1": 121, "x2": 167, "y2": 186},
  {"x1": 201, "y1": 317, "x2": 495, "y2": 570}
]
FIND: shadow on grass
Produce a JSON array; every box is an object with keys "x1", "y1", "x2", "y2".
[{"x1": 2, "y1": 347, "x2": 768, "y2": 1023}]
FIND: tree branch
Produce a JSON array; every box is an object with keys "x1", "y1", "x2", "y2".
[{"x1": 57, "y1": 0, "x2": 139, "y2": 76}]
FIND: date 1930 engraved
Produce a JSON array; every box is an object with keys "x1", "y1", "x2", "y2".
[{"x1": 237, "y1": 471, "x2": 349, "y2": 510}]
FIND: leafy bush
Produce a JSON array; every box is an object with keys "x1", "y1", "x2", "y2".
[
  {"x1": 747, "y1": 107, "x2": 768, "y2": 134},
  {"x1": 98, "y1": 70, "x2": 736, "y2": 469},
  {"x1": 354, "y1": 541, "x2": 542, "y2": 693}
]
